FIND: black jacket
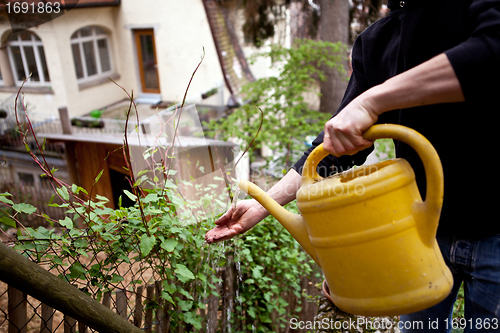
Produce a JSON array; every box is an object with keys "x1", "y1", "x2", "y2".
[{"x1": 293, "y1": 0, "x2": 500, "y2": 237}]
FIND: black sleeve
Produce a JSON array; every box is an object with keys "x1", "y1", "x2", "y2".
[
  {"x1": 444, "y1": 0, "x2": 500, "y2": 105},
  {"x1": 292, "y1": 72, "x2": 373, "y2": 178}
]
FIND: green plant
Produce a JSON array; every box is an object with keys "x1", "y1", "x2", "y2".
[
  {"x1": 207, "y1": 38, "x2": 347, "y2": 174},
  {"x1": 231, "y1": 200, "x2": 319, "y2": 331},
  {"x1": 373, "y1": 138, "x2": 395, "y2": 160},
  {"x1": 1, "y1": 65, "x2": 320, "y2": 331},
  {"x1": 90, "y1": 109, "x2": 104, "y2": 119},
  {"x1": 1, "y1": 149, "x2": 318, "y2": 331}
]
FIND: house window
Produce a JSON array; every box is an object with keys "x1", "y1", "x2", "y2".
[
  {"x1": 17, "y1": 172, "x2": 35, "y2": 185},
  {"x1": 71, "y1": 26, "x2": 113, "y2": 81},
  {"x1": 7, "y1": 31, "x2": 50, "y2": 85}
]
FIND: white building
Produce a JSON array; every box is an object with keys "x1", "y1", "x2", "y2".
[{"x1": 0, "y1": 0, "x2": 260, "y2": 117}]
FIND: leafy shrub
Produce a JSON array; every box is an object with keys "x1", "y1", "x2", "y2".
[
  {"x1": 231, "y1": 200, "x2": 319, "y2": 331},
  {"x1": 206, "y1": 38, "x2": 347, "y2": 173},
  {"x1": 1, "y1": 86, "x2": 319, "y2": 331}
]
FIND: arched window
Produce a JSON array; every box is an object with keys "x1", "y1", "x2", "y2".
[
  {"x1": 71, "y1": 26, "x2": 113, "y2": 81},
  {"x1": 7, "y1": 31, "x2": 50, "y2": 85}
]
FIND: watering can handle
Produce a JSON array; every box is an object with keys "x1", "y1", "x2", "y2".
[{"x1": 302, "y1": 124, "x2": 444, "y2": 231}]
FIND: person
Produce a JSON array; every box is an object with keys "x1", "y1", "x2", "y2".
[{"x1": 206, "y1": 0, "x2": 500, "y2": 331}]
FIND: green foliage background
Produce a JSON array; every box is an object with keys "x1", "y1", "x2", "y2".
[
  {"x1": 1, "y1": 160, "x2": 317, "y2": 332},
  {"x1": 207, "y1": 39, "x2": 347, "y2": 172}
]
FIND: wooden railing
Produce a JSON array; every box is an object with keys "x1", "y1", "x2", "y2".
[
  {"x1": 0, "y1": 242, "x2": 143, "y2": 333},
  {"x1": 1, "y1": 240, "x2": 320, "y2": 332},
  {"x1": 2, "y1": 283, "x2": 171, "y2": 333}
]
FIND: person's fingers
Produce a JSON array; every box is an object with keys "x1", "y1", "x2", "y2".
[
  {"x1": 208, "y1": 233, "x2": 234, "y2": 243},
  {"x1": 205, "y1": 222, "x2": 245, "y2": 244},
  {"x1": 215, "y1": 201, "x2": 250, "y2": 225},
  {"x1": 324, "y1": 126, "x2": 353, "y2": 156},
  {"x1": 335, "y1": 131, "x2": 357, "y2": 155},
  {"x1": 205, "y1": 225, "x2": 227, "y2": 242},
  {"x1": 324, "y1": 123, "x2": 373, "y2": 156},
  {"x1": 205, "y1": 227, "x2": 230, "y2": 243},
  {"x1": 214, "y1": 206, "x2": 234, "y2": 225},
  {"x1": 206, "y1": 200, "x2": 265, "y2": 244}
]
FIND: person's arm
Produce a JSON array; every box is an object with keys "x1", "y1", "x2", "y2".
[
  {"x1": 323, "y1": 53, "x2": 465, "y2": 156},
  {"x1": 205, "y1": 168, "x2": 301, "y2": 243}
]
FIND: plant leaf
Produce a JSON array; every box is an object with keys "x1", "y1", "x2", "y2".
[
  {"x1": 160, "y1": 238, "x2": 177, "y2": 252},
  {"x1": 161, "y1": 291, "x2": 174, "y2": 304},
  {"x1": 59, "y1": 217, "x2": 73, "y2": 229},
  {"x1": 0, "y1": 193, "x2": 14, "y2": 205},
  {"x1": 95, "y1": 194, "x2": 109, "y2": 202},
  {"x1": 56, "y1": 186, "x2": 70, "y2": 201},
  {"x1": 184, "y1": 311, "x2": 202, "y2": 330},
  {"x1": 0, "y1": 216, "x2": 16, "y2": 228},
  {"x1": 252, "y1": 267, "x2": 263, "y2": 279},
  {"x1": 175, "y1": 264, "x2": 195, "y2": 283},
  {"x1": 123, "y1": 190, "x2": 137, "y2": 202},
  {"x1": 177, "y1": 300, "x2": 193, "y2": 312},
  {"x1": 110, "y1": 274, "x2": 124, "y2": 283},
  {"x1": 140, "y1": 234, "x2": 156, "y2": 256},
  {"x1": 94, "y1": 170, "x2": 104, "y2": 184},
  {"x1": 143, "y1": 193, "x2": 158, "y2": 203},
  {"x1": 13, "y1": 203, "x2": 37, "y2": 214}
]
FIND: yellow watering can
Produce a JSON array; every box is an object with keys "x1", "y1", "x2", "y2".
[{"x1": 239, "y1": 124, "x2": 453, "y2": 316}]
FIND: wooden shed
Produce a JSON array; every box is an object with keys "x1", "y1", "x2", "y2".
[{"x1": 40, "y1": 131, "x2": 237, "y2": 211}]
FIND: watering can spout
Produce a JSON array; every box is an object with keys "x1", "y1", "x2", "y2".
[{"x1": 238, "y1": 180, "x2": 320, "y2": 265}]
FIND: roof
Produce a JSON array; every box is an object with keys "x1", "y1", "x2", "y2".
[
  {"x1": 202, "y1": 0, "x2": 255, "y2": 99},
  {"x1": 39, "y1": 132, "x2": 236, "y2": 149},
  {"x1": 62, "y1": 0, "x2": 121, "y2": 9}
]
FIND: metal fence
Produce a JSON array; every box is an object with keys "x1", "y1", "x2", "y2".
[
  {"x1": 0, "y1": 236, "x2": 318, "y2": 333},
  {"x1": 0, "y1": 95, "x2": 320, "y2": 332}
]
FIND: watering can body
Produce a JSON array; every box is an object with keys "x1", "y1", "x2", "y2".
[{"x1": 239, "y1": 124, "x2": 453, "y2": 316}]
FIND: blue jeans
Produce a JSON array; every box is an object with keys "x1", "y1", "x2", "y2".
[{"x1": 400, "y1": 234, "x2": 500, "y2": 333}]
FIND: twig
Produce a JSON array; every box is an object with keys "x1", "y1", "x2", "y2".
[
  {"x1": 107, "y1": 80, "x2": 151, "y2": 237},
  {"x1": 164, "y1": 48, "x2": 206, "y2": 175}
]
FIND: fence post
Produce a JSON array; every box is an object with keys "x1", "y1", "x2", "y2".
[
  {"x1": 144, "y1": 284, "x2": 155, "y2": 333},
  {"x1": 134, "y1": 285, "x2": 144, "y2": 328},
  {"x1": 78, "y1": 321, "x2": 88, "y2": 333},
  {"x1": 64, "y1": 315, "x2": 77, "y2": 333},
  {"x1": 0, "y1": 242, "x2": 144, "y2": 333},
  {"x1": 40, "y1": 303, "x2": 54, "y2": 333},
  {"x1": 103, "y1": 291, "x2": 112, "y2": 309},
  {"x1": 153, "y1": 280, "x2": 172, "y2": 333},
  {"x1": 155, "y1": 281, "x2": 163, "y2": 333},
  {"x1": 8, "y1": 286, "x2": 27, "y2": 333},
  {"x1": 116, "y1": 289, "x2": 128, "y2": 319}
]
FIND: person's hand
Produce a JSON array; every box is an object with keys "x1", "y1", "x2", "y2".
[
  {"x1": 205, "y1": 199, "x2": 269, "y2": 243},
  {"x1": 323, "y1": 96, "x2": 379, "y2": 156}
]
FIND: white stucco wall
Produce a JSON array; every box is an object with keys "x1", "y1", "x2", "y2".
[
  {"x1": 116, "y1": 0, "x2": 226, "y2": 104},
  {"x1": 0, "y1": 0, "x2": 230, "y2": 119}
]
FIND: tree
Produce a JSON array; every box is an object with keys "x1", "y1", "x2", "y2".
[
  {"x1": 318, "y1": 0, "x2": 350, "y2": 114},
  {"x1": 241, "y1": 0, "x2": 387, "y2": 114},
  {"x1": 290, "y1": 0, "x2": 320, "y2": 42}
]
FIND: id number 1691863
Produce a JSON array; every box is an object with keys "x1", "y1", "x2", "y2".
[
  {"x1": 6, "y1": 1, "x2": 61, "y2": 14},
  {"x1": 444, "y1": 318, "x2": 498, "y2": 330}
]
